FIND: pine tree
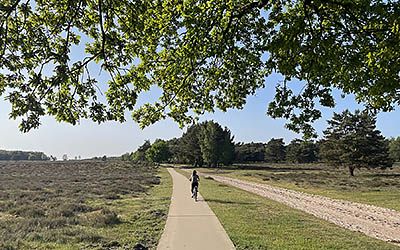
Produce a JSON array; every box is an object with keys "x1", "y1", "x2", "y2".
[
  {"x1": 180, "y1": 124, "x2": 203, "y2": 167},
  {"x1": 165, "y1": 138, "x2": 184, "y2": 164},
  {"x1": 199, "y1": 121, "x2": 222, "y2": 167},
  {"x1": 265, "y1": 138, "x2": 286, "y2": 163},
  {"x1": 320, "y1": 110, "x2": 392, "y2": 176},
  {"x1": 220, "y1": 127, "x2": 235, "y2": 166},
  {"x1": 198, "y1": 121, "x2": 235, "y2": 167}
]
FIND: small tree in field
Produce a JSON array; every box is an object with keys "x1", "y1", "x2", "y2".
[{"x1": 320, "y1": 110, "x2": 392, "y2": 176}]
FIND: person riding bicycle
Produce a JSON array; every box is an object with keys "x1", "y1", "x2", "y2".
[{"x1": 189, "y1": 170, "x2": 200, "y2": 198}]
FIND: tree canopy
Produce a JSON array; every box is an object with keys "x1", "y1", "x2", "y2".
[
  {"x1": 179, "y1": 124, "x2": 204, "y2": 167},
  {"x1": 199, "y1": 121, "x2": 235, "y2": 167},
  {"x1": 1, "y1": 0, "x2": 399, "y2": 136},
  {"x1": 234, "y1": 142, "x2": 266, "y2": 162},
  {"x1": 131, "y1": 140, "x2": 151, "y2": 163},
  {"x1": 145, "y1": 139, "x2": 171, "y2": 163},
  {"x1": 124, "y1": 121, "x2": 234, "y2": 166}
]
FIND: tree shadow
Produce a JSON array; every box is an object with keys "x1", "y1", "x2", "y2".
[
  {"x1": 203, "y1": 198, "x2": 257, "y2": 205},
  {"x1": 369, "y1": 173, "x2": 400, "y2": 177}
]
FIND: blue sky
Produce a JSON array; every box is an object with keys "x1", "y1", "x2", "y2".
[{"x1": 1, "y1": 71, "x2": 399, "y2": 159}]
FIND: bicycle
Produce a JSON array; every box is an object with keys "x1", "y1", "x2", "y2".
[{"x1": 192, "y1": 185, "x2": 198, "y2": 202}]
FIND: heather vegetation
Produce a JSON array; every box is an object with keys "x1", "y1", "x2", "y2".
[{"x1": 0, "y1": 160, "x2": 171, "y2": 249}]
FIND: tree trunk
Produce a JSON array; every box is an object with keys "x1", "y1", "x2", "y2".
[{"x1": 349, "y1": 166, "x2": 355, "y2": 176}]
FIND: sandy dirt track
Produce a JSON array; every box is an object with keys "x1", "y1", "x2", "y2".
[{"x1": 206, "y1": 174, "x2": 400, "y2": 246}]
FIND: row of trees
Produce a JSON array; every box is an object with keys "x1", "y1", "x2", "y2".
[
  {"x1": 122, "y1": 121, "x2": 235, "y2": 167},
  {"x1": 236, "y1": 138, "x2": 318, "y2": 164},
  {"x1": 123, "y1": 110, "x2": 399, "y2": 176},
  {"x1": 0, "y1": 150, "x2": 50, "y2": 161},
  {"x1": 256, "y1": 110, "x2": 395, "y2": 176}
]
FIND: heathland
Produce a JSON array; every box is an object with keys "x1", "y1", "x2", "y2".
[{"x1": 0, "y1": 160, "x2": 171, "y2": 249}]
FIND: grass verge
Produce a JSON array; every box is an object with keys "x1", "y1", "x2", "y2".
[{"x1": 177, "y1": 168, "x2": 399, "y2": 250}]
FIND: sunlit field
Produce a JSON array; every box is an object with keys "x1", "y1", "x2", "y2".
[{"x1": 0, "y1": 160, "x2": 172, "y2": 249}]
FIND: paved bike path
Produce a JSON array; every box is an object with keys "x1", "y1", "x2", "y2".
[{"x1": 157, "y1": 168, "x2": 235, "y2": 250}]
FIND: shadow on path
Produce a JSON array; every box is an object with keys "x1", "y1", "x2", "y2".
[
  {"x1": 204, "y1": 198, "x2": 257, "y2": 206},
  {"x1": 369, "y1": 173, "x2": 400, "y2": 177}
]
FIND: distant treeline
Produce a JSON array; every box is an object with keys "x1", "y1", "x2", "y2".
[
  {"x1": 0, "y1": 150, "x2": 50, "y2": 161},
  {"x1": 123, "y1": 110, "x2": 400, "y2": 176}
]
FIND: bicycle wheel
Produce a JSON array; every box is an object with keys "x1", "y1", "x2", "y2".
[{"x1": 194, "y1": 186, "x2": 198, "y2": 201}]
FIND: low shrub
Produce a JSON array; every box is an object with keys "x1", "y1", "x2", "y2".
[{"x1": 81, "y1": 208, "x2": 121, "y2": 227}]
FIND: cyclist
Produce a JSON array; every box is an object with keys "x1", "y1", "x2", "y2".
[{"x1": 189, "y1": 170, "x2": 200, "y2": 198}]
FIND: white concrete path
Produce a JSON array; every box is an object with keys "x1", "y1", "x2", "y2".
[{"x1": 157, "y1": 168, "x2": 235, "y2": 250}]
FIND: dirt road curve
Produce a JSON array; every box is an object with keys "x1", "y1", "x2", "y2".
[{"x1": 208, "y1": 174, "x2": 400, "y2": 246}]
